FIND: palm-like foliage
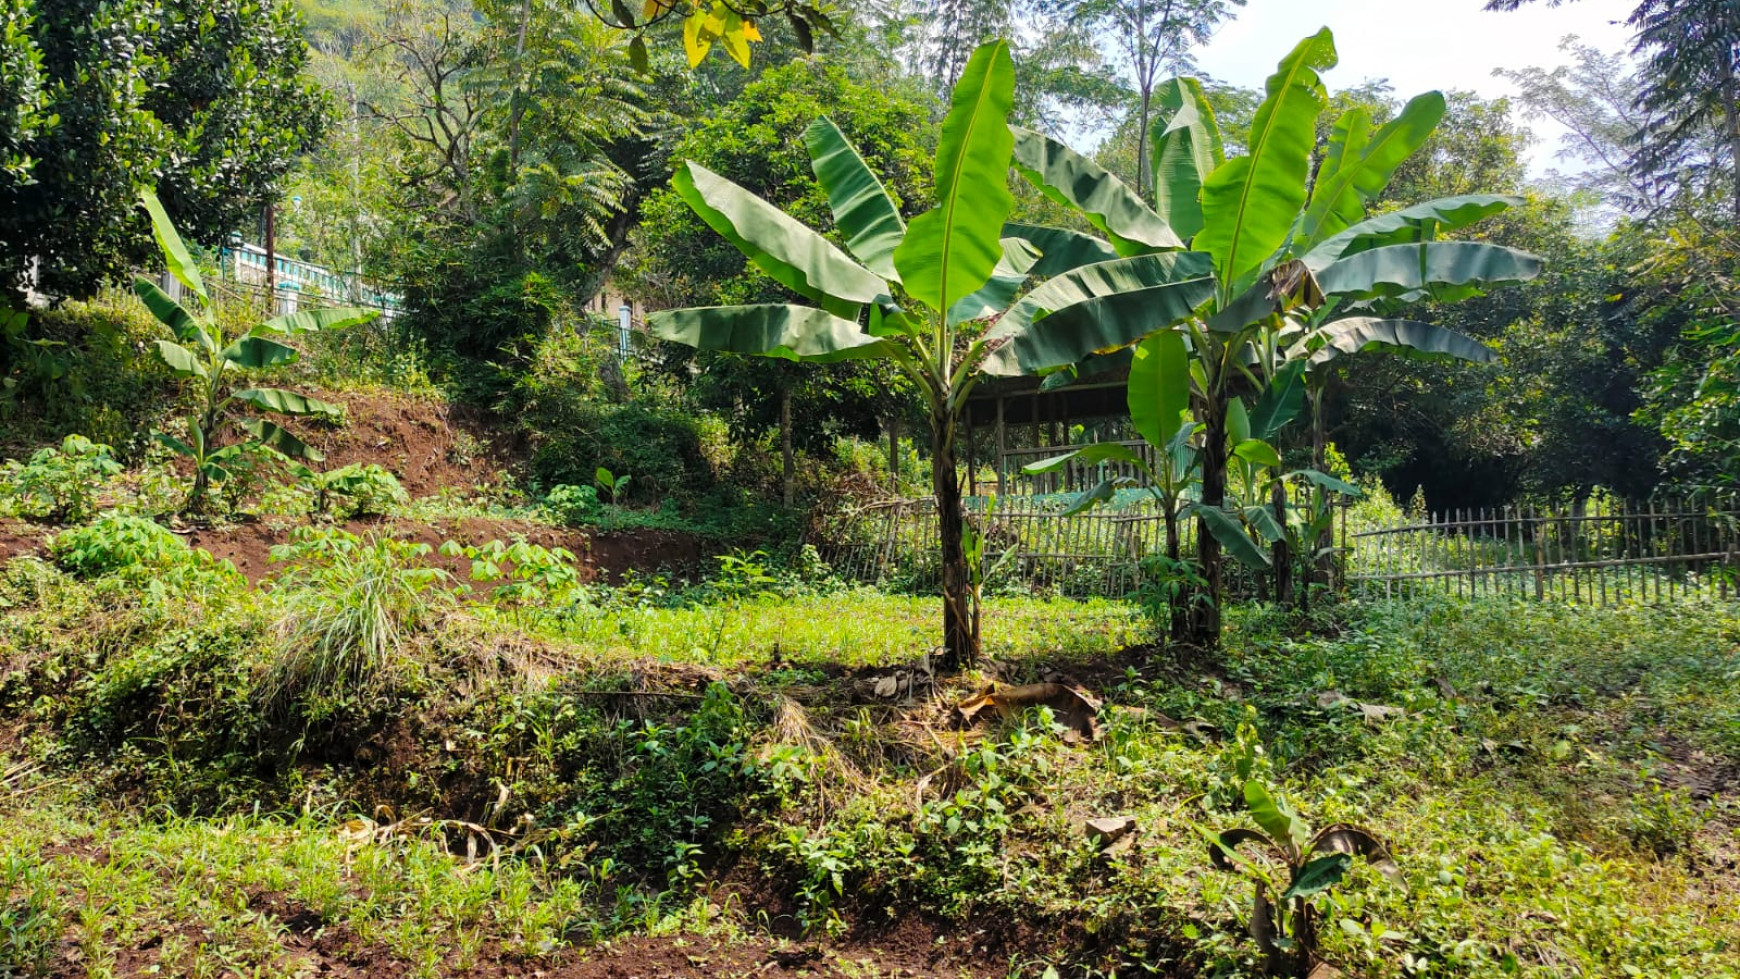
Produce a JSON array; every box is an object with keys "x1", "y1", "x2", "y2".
[
  {"x1": 1013, "y1": 28, "x2": 1542, "y2": 642},
  {"x1": 134, "y1": 190, "x2": 379, "y2": 513},
  {"x1": 648, "y1": 41, "x2": 1215, "y2": 668}
]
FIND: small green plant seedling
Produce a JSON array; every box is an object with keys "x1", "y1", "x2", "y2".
[
  {"x1": 1204, "y1": 780, "x2": 1402, "y2": 978},
  {"x1": 595, "y1": 467, "x2": 631, "y2": 504}
]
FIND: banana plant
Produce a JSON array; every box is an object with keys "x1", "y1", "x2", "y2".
[
  {"x1": 134, "y1": 189, "x2": 380, "y2": 513},
  {"x1": 1205, "y1": 780, "x2": 1402, "y2": 978},
  {"x1": 646, "y1": 41, "x2": 1214, "y2": 670},
  {"x1": 1006, "y1": 29, "x2": 1542, "y2": 645}
]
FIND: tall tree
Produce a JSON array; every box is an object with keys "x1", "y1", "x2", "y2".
[
  {"x1": 624, "y1": 58, "x2": 935, "y2": 495},
  {"x1": 1041, "y1": 0, "x2": 1244, "y2": 199},
  {"x1": 0, "y1": 0, "x2": 328, "y2": 300},
  {"x1": 1487, "y1": 0, "x2": 1740, "y2": 219}
]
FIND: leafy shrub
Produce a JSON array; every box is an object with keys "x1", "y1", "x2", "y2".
[
  {"x1": 587, "y1": 682, "x2": 759, "y2": 882},
  {"x1": 47, "y1": 514, "x2": 241, "y2": 594},
  {"x1": 526, "y1": 398, "x2": 713, "y2": 503},
  {"x1": 290, "y1": 462, "x2": 409, "y2": 518},
  {"x1": 1, "y1": 434, "x2": 123, "y2": 523},
  {"x1": 260, "y1": 527, "x2": 451, "y2": 717},
  {"x1": 441, "y1": 537, "x2": 586, "y2": 622},
  {"x1": 0, "y1": 291, "x2": 178, "y2": 456},
  {"x1": 542, "y1": 483, "x2": 603, "y2": 525},
  {"x1": 510, "y1": 330, "x2": 715, "y2": 501}
]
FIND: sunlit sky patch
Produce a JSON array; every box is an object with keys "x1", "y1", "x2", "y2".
[{"x1": 1193, "y1": 0, "x2": 1638, "y2": 177}]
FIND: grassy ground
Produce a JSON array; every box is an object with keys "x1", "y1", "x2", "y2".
[{"x1": 3, "y1": 524, "x2": 1737, "y2": 979}]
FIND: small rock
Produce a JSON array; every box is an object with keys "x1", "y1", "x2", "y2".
[
  {"x1": 1083, "y1": 816, "x2": 1136, "y2": 844},
  {"x1": 873, "y1": 675, "x2": 898, "y2": 698}
]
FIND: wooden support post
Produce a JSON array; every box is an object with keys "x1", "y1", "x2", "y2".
[
  {"x1": 995, "y1": 395, "x2": 1007, "y2": 498},
  {"x1": 965, "y1": 404, "x2": 977, "y2": 498},
  {"x1": 888, "y1": 417, "x2": 900, "y2": 495}
]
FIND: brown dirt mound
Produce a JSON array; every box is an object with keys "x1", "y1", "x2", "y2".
[
  {"x1": 298, "y1": 389, "x2": 519, "y2": 499},
  {"x1": 194, "y1": 518, "x2": 713, "y2": 586},
  {"x1": 53, "y1": 894, "x2": 1001, "y2": 979},
  {"x1": 0, "y1": 516, "x2": 712, "y2": 587}
]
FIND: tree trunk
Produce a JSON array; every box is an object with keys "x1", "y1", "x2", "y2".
[
  {"x1": 1188, "y1": 388, "x2": 1227, "y2": 647},
  {"x1": 1271, "y1": 477, "x2": 1292, "y2": 608},
  {"x1": 1136, "y1": 86, "x2": 1153, "y2": 202},
  {"x1": 931, "y1": 408, "x2": 977, "y2": 671},
  {"x1": 1164, "y1": 503, "x2": 1186, "y2": 641},
  {"x1": 888, "y1": 417, "x2": 901, "y2": 493},
  {"x1": 1310, "y1": 385, "x2": 1335, "y2": 596},
  {"x1": 781, "y1": 384, "x2": 795, "y2": 507}
]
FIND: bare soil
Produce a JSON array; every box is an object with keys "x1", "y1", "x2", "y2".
[
  {"x1": 45, "y1": 889, "x2": 1004, "y2": 979},
  {"x1": 0, "y1": 390, "x2": 719, "y2": 584},
  {"x1": 299, "y1": 389, "x2": 519, "y2": 500}
]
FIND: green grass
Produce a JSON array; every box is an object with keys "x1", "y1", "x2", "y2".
[
  {"x1": 539, "y1": 588, "x2": 1147, "y2": 671},
  {"x1": 2, "y1": 553, "x2": 1738, "y2": 979}
]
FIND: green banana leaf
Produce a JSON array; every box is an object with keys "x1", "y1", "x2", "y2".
[
  {"x1": 133, "y1": 278, "x2": 204, "y2": 344},
  {"x1": 1249, "y1": 359, "x2": 1307, "y2": 439},
  {"x1": 996, "y1": 252, "x2": 1214, "y2": 335},
  {"x1": 987, "y1": 278, "x2": 1214, "y2": 376},
  {"x1": 1021, "y1": 441, "x2": 1147, "y2": 474},
  {"x1": 259, "y1": 307, "x2": 381, "y2": 335},
  {"x1": 153, "y1": 340, "x2": 207, "y2": 379},
  {"x1": 1243, "y1": 503, "x2": 1286, "y2": 543},
  {"x1": 805, "y1": 116, "x2": 907, "y2": 281},
  {"x1": 1149, "y1": 77, "x2": 1224, "y2": 241},
  {"x1": 1295, "y1": 316, "x2": 1495, "y2": 367},
  {"x1": 232, "y1": 388, "x2": 344, "y2": 418},
  {"x1": 1233, "y1": 438, "x2": 1282, "y2": 469},
  {"x1": 1316, "y1": 241, "x2": 1542, "y2": 300},
  {"x1": 1192, "y1": 502, "x2": 1271, "y2": 568},
  {"x1": 1299, "y1": 92, "x2": 1445, "y2": 249},
  {"x1": 139, "y1": 188, "x2": 206, "y2": 303},
  {"x1": 1003, "y1": 222, "x2": 1120, "y2": 278},
  {"x1": 154, "y1": 431, "x2": 196, "y2": 458},
  {"x1": 647, "y1": 304, "x2": 891, "y2": 363},
  {"x1": 949, "y1": 237, "x2": 1039, "y2": 325},
  {"x1": 894, "y1": 40, "x2": 1017, "y2": 314},
  {"x1": 1301, "y1": 194, "x2": 1524, "y2": 271},
  {"x1": 1128, "y1": 330, "x2": 1191, "y2": 447},
  {"x1": 1283, "y1": 854, "x2": 1354, "y2": 901},
  {"x1": 675, "y1": 161, "x2": 884, "y2": 320},
  {"x1": 1195, "y1": 29, "x2": 1336, "y2": 286},
  {"x1": 241, "y1": 418, "x2": 323, "y2": 462},
  {"x1": 1011, "y1": 126, "x2": 1181, "y2": 254},
  {"x1": 221, "y1": 336, "x2": 300, "y2": 369},
  {"x1": 1227, "y1": 396, "x2": 1251, "y2": 445},
  {"x1": 1060, "y1": 477, "x2": 1124, "y2": 516}
]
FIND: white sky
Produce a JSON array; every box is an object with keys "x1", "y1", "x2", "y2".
[{"x1": 1193, "y1": 0, "x2": 1640, "y2": 175}]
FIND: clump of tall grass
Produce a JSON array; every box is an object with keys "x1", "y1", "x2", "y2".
[{"x1": 257, "y1": 526, "x2": 451, "y2": 714}]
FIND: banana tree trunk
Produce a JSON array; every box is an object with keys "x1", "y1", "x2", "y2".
[
  {"x1": 1164, "y1": 503, "x2": 1186, "y2": 641},
  {"x1": 781, "y1": 384, "x2": 795, "y2": 507},
  {"x1": 1189, "y1": 389, "x2": 1227, "y2": 648},
  {"x1": 1310, "y1": 384, "x2": 1336, "y2": 595},
  {"x1": 931, "y1": 408, "x2": 977, "y2": 671},
  {"x1": 1271, "y1": 478, "x2": 1292, "y2": 607}
]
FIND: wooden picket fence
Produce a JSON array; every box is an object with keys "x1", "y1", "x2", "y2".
[
  {"x1": 815, "y1": 491, "x2": 1740, "y2": 605},
  {"x1": 1346, "y1": 497, "x2": 1740, "y2": 603}
]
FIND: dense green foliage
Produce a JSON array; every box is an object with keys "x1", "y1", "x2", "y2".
[{"x1": 0, "y1": 0, "x2": 328, "y2": 299}]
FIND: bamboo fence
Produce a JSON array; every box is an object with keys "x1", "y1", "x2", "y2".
[
  {"x1": 1346, "y1": 497, "x2": 1740, "y2": 603},
  {"x1": 815, "y1": 491, "x2": 1740, "y2": 604}
]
